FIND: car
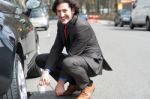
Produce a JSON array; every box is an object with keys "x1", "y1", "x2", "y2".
[
  {"x1": 29, "y1": 7, "x2": 49, "y2": 30},
  {"x1": 130, "y1": 0, "x2": 150, "y2": 31},
  {"x1": 0, "y1": 0, "x2": 41, "y2": 99},
  {"x1": 79, "y1": 13, "x2": 88, "y2": 21},
  {"x1": 114, "y1": 9, "x2": 131, "y2": 27}
]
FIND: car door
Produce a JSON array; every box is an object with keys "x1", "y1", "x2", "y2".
[
  {"x1": 137, "y1": 0, "x2": 148, "y2": 24},
  {"x1": 15, "y1": 14, "x2": 38, "y2": 66},
  {"x1": 6, "y1": 0, "x2": 38, "y2": 71}
]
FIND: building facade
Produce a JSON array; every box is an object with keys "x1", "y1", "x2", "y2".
[{"x1": 84, "y1": 0, "x2": 133, "y2": 20}]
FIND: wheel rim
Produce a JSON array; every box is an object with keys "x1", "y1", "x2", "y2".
[{"x1": 17, "y1": 60, "x2": 27, "y2": 99}]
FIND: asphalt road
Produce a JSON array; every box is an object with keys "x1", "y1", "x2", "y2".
[{"x1": 27, "y1": 20, "x2": 150, "y2": 99}]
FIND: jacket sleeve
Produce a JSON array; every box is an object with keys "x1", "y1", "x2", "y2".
[
  {"x1": 45, "y1": 23, "x2": 64, "y2": 68},
  {"x1": 68, "y1": 24, "x2": 92, "y2": 56}
]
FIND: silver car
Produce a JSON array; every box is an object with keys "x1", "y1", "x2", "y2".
[{"x1": 29, "y1": 7, "x2": 49, "y2": 30}]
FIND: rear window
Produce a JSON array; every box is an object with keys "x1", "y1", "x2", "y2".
[{"x1": 29, "y1": 9, "x2": 45, "y2": 18}]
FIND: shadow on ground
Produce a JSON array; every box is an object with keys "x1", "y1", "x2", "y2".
[{"x1": 28, "y1": 91, "x2": 80, "y2": 99}]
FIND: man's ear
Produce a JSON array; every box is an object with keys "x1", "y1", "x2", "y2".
[{"x1": 71, "y1": 8, "x2": 75, "y2": 14}]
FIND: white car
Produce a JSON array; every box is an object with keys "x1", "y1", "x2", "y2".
[
  {"x1": 29, "y1": 7, "x2": 49, "y2": 30},
  {"x1": 130, "y1": 0, "x2": 150, "y2": 31}
]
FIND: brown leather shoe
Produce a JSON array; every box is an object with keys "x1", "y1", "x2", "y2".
[
  {"x1": 76, "y1": 83, "x2": 96, "y2": 99},
  {"x1": 63, "y1": 84, "x2": 77, "y2": 96}
]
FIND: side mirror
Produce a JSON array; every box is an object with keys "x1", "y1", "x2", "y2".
[{"x1": 26, "y1": 0, "x2": 41, "y2": 9}]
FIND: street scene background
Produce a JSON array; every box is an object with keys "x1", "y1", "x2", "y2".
[{"x1": 1, "y1": 0, "x2": 150, "y2": 99}]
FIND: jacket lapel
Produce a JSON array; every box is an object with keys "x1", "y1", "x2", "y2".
[
  {"x1": 67, "y1": 24, "x2": 74, "y2": 43},
  {"x1": 58, "y1": 23, "x2": 65, "y2": 44},
  {"x1": 67, "y1": 15, "x2": 78, "y2": 44}
]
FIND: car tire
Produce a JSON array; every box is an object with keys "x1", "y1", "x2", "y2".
[
  {"x1": 146, "y1": 18, "x2": 150, "y2": 31},
  {"x1": 44, "y1": 27, "x2": 48, "y2": 31},
  {"x1": 130, "y1": 21, "x2": 135, "y2": 29},
  {"x1": 119, "y1": 20, "x2": 124, "y2": 27},
  {"x1": 114, "y1": 19, "x2": 118, "y2": 27},
  {"x1": 114, "y1": 23, "x2": 118, "y2": 27},
  {"x1": 1, "y1": 54, "x2": 27, "y2": 99}
]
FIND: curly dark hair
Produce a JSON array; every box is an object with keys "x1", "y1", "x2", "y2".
[{"x1": 52, "y1": 0, "x2": 80, "y2": 15}]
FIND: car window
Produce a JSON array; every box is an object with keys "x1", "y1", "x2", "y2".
[{"x1": 29, "y1": 10, "x2": 45, "y2": 18}]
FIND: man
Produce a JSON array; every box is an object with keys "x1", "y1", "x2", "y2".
[{"x1": 35, "y1": 0, "x2": 112, "y2": 98}]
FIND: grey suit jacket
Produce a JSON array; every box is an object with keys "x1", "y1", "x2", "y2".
[{"x1": 46, "y1": 15, "x2": 112, "y2": 75}]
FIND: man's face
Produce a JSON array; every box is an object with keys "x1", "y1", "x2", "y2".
[{"x1": 56, "y1": 2, "x2": 75, "y2": 24}]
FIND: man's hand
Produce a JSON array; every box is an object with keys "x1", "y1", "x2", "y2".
[{"x1": 39, "y1": 70, "x2": 50, "y2": 86}]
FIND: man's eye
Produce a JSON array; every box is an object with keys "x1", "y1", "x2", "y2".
[
  {"x1": 57, "y1": 11, "x2": 60, "y2": 13},
  {"x1": 63, "y1": 10, "x2": 67, "y2": 13}
]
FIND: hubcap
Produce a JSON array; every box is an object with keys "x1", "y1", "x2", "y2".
[{"x1": 17, "y1": 60, "x2": 27, "y2": 99}]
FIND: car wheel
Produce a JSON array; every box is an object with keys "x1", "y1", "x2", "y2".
[
  {"x1": 130, "y1": 21, "x2": 135, "y2": 29},
  {"x1": 119, "y1": 20, "x2": 124, "y2": 27},
  {"x1": 44, "y1": 27, "x2": 48, "y2": 30},
  {"x1": 114, "y1": 19, "x2": 118, "y2": 27},
  {"x1": 114, "y1": 23, "x2": 118, "y2": 27},
  {"x1": 146, "y1": 18, "x2": 150, "y2": 31},
  {"x1": 2, "y1": 55, "x2": 27, "y2": 99}
]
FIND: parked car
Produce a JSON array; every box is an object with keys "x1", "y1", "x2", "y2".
[
  {"x1": 0, "y1": 0, "x2": 41, "y2": 99},
  {"x1": 114, "y1": 9, "x2": 131, "y2": 27},
  {"x1": 29, "y1": 7, "x2": 49, "y2": 30},
  {"x1": 130, "y1": 0, "x2": 150, "y2": 30},
  {"x1": 79, "y1": 13, "x2": 88, "y2": 21}
]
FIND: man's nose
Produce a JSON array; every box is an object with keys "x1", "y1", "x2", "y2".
[{"x1": 60, "y1": 12, "x2": 65, "y2": 17}]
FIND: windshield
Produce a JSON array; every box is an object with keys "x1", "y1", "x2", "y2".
[
  {"x1": 119, "y1": 9, "x2": 131, "y2": 15},
  {"x1": 29, "y1": 9, "x2": 45, "y2": 18}
]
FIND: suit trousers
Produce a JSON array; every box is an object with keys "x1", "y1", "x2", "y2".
[{"x1": 35, "y1": 53, "x2": 95, "y2": 90}]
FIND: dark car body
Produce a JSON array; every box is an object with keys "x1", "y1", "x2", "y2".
[
  {"x1": 0, "y1": 0, "x2": 40, "y2": 98},
  {"x1": 114, "y1": 9, "x2": 131, "y2": 27}
]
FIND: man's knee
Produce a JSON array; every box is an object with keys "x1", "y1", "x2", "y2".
[
  {"x1": 35, "y1": 54, "x2": 47, "y2": 69},
  {"x1": 62, "y1": 57, "x2": 75, "y2": 69},
  {"x1": 35, "y1": 55, "x2": 40, "y2": 62},
  {"x1": 35, "y1": 55, "x2": 41, "y2": 65}
]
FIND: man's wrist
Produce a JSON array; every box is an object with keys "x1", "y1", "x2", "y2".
[{"x1": 44, "y1": 69, "x2": 50, "y2": 73}]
